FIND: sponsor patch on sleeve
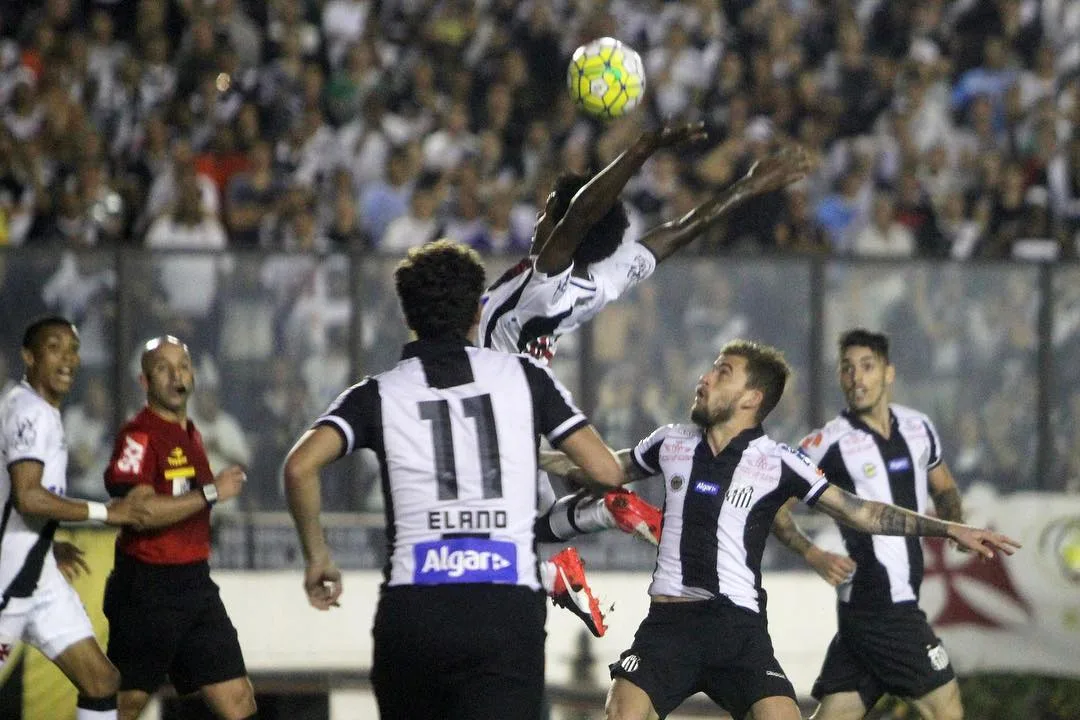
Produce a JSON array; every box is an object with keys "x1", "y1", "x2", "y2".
[
  {"x1": 114, "y1": 432, "x2": 149, "y2": 476},
  {"x1": 413, "y1": 538, "x2": 518, "y2": 585}
]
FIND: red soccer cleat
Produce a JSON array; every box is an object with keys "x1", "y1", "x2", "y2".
[
  {"x1": 547, "y1": 547, "x2": 607, "y2": 637},
  {"x1": 604, "y1": 488, "x2": 662, "y2": 546}
]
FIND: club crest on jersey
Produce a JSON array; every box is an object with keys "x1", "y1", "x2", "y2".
[
  {"x1": 927, "y1": 644, "x2": 949, "y2": 671},
  {"x1": 863, "y1": 462, "x2": 877, "y2": 478},
  {"x1": 725, "y1": 484, "x2": 754, "y2": 509},
  {"x1": 414, "y1": 538, "x2": 517, "y2": 584},
  {"x1": 552, "y1": 274, "x2": 571, "y2": 302},
  {"x1": 13, "y1": 418, "x2": 36, "y2": 452},
  {"x1": 693, "y1": 480, "x2": 720, "y2": 496},
  {"x1": 670, "y1": 475, "x2": 685, "y2": 492},
  {"x1": 626, "y1": 255, "x2": 649, "y2": 282}
]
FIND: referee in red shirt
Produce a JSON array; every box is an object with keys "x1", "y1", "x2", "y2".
[{"x1": 103, "y1": 336, "x2": 254, "y2": 720}]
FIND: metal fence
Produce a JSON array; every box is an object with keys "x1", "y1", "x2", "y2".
[{"x1": 3, "y1": 248, "x2": 1076, "y2": 569}]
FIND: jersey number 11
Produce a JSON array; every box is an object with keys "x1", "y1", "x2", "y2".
[{"x1": 419, "y1": 394, "x2": 503, "y2": 501}]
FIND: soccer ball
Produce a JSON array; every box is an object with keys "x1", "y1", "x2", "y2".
[{"x1": 567, "y1": 37, "x2": 646, "y2": 120}]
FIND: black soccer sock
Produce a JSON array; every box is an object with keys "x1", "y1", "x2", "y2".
[{"x1": 77, "y1": 694, "x2": 118, "y2": 719}]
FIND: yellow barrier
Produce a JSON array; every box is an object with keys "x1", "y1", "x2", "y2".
[{"x1": 22, "y1": 527, "x2": 118, "y2": 720}]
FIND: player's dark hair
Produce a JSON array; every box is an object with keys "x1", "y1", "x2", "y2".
[
  {"x1": 550, "y1": 172, "x2": 630, "y2": 266},
  {"x1": 394, "y1": 240, "x2": 486, "y2": 340},
  {"x1": 720, "y1": 339, "x2": 790, "y2": 423},
  {"x1": 838, "y1": 328, "x2": 890, "y2": 363},
  {"x1": 22, "y1": 316, "x2": 76, "y2": 351}
]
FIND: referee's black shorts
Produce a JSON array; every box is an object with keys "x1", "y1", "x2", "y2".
[
  {"x1": 372, "y1": 583, "x2": 547, "y2": 720},
  {"x1": 609, "y1": 595, "x2": 797, "y2": 720},
  {"x1": 812, "y1": 601, "x2": 956, "y2": 708},
  {"x1": 104, "y1": 551, "x2": 247, "y2": 696}
]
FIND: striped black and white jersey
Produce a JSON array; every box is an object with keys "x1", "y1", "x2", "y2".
[
  {"x1": 315, "y1": 339, "x2": 589, "y2": 591},
  {"x1": 0, "y1": 382, "x2": 64, "y2": 600},
  {"x1": 632, "y1": 423, "x2": 829, "y2": 613},
  {"x1": 479, "y1": 241, "x2": 656, "y2": 362},
  {"x1": 799, "y1": 404, "x2": 942, "y2": 609}
]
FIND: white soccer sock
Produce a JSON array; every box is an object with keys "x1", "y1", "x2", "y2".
[
  {"x1": 539, "y1": 559, "x2": 558, "y2": 594},
  {"x1": 544, "y1": 493, "x2": 614, "y2": 540},
  {"x1": 571, "y1": 494, "x2": 616, "y2": 534}
]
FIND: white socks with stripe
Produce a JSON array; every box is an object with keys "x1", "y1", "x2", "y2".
[{"x1": 545, "y1": 493, "x2": 614, "y2": 541}]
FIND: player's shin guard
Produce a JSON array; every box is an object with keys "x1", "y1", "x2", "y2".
[{"x1": 76, "y1": 694, "x2": 117, "y2": 720}]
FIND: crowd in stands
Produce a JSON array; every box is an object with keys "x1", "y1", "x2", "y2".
[{"x1": 0, "y1": 0, "x2": 1078, "y2": 259}]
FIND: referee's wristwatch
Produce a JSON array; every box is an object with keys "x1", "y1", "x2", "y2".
[{"x1": 201, "y1": 484, "x2": 219, "y2": 506}]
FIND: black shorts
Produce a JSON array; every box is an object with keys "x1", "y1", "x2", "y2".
[
  {"x1": 609, "y1": 596, "x2": 796, "y2": 720},
  {"x1": 811, "y1": 602, "x2": 955, "y2": 707},
  {"x1": 104, "y1": 553, "x2": 247, "y2": 696},
  {"x1": 371, "y1": 584, "x2": 546, "y2": 720}
]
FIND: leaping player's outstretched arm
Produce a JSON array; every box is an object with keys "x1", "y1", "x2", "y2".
[
  {"x1": 639, "y1": 145, "x2": 813, "y2": 262},
  {"x1": 535, "y1": 122, "x2": 707, "y2": 275}
]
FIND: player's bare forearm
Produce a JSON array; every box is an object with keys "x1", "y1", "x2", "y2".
[
  {"x1": 535, "y1": 138, "x2": 657, "y2": 273},
  {"x1": 284, "y1": 466, "x2": 331, "y2": 563},
  {"x1": 931, "y1": 486, "x2": 964, "y2": 523},
  {"x1": 928, "y1": 462, "x2": 964, "y2": 523},
  {"x1": 124, "y1": 485, "x2": 209, "y2": 531},
  {"x1": 10, "y1": 464, "x2": 102, "y2": 522},
  {"x1": 771, "y1": 501, "x2": 813, "y2": 557},
  {"x1": 816, "y1": 485, "x2": 950, "y2": 537},
  {"x1": 639, "y1": 183, "x2": 752, "y2": 262}
]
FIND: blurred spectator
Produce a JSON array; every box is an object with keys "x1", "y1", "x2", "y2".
[
  {"x1": 63, "y1": 373, "x2": 112, "y2": 501},
  {"x1": 189, "y1": 374, "x2": 253, "y2": 516},
  {"x1": 225, "y1": 140, "x2": 282, "y2": 247},
  {"x1": 853, "y1": 192, "x2": 916, "y2": 257},
  {"x1": 379, "y1": 170, "x2": 442, "y2": 252},
  {"x1": 144, "y1": 165, "x2": 229, "y2": 341}
]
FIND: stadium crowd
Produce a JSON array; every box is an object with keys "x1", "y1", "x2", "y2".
[
  {"x1": 0, "y1": 0, "x2": 1078, "y2": 259},
  {"x1": 0, "y1": 0, "x2": 1079, "y2": 520}
]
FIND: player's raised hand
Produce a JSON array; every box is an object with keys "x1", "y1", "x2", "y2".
[
  {"x1": 805, "y1": 546, "x2": 856, "y2": 587},
  {"x1": 304, "y1": 556, "x2": 343, "y2": 610},
  {"x1": 645, "y1": 121, "x2": 708, "y2": 150},
  {"x1": 946, "y1": 524, "x2": 1022, "y2": 559},
  {"x1": 54, "y1": 541, "x2": 90, "y2": 582},
  {"x1": 214, "y1": 465, "x2": 248, "y2": 503},
  {"x1": 742, "y1": 144, "x2": 814, "y2": 195}
]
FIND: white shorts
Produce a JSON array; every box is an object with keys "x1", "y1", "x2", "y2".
[{"x1": 0, "y1": 563, "x2": 95, "y2": 667}]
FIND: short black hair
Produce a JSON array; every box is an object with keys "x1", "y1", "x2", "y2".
[
  {"x1": 720, "y1": 339, "x2": 791, "y2": 424},
  {"x1": 394, "y1": 240, "x2": 486, "y2": 340},
  {"x1": 838, "y1": 328, "x2": 890, "y2": 363},
  {"x1": 22, "y1": 316, "x2": 76, "y2": 351},
  {"x1": 549, "y1": 172, "x2": 630, "y2": 266}
]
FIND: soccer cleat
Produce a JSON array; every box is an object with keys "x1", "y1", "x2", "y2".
[
  {"x1": 604, "y1": 488, "x2": 662, "y2": 546},
  {"x1": 547, "y1": 547, "x2": 607, "y2": 637}
]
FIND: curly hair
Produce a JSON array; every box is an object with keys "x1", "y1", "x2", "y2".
[
  {"x1": 719, "y1": 339, "x2": 791, "y2": 424},
  {"x1": 394, "y1": 240, "x2": 487, "y2": 340},
  {"x1": 549, "y1": 173, "x2": 630, "y2": 267}
]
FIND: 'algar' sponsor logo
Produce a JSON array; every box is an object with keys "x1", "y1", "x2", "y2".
[{"x1": 413, "y1": 538, "x2": 518, "y2": 584}]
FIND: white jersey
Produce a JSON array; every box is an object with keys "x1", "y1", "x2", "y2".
[
  {"x1": 0, "y1": 382, "x2": 65, "y2": 601},
  {"x1": 314, "y1": 339, "x2": 589, "y2": 591},
  {"x1": 479, "y1": 240, "x2": 657, "y2": 362}
]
